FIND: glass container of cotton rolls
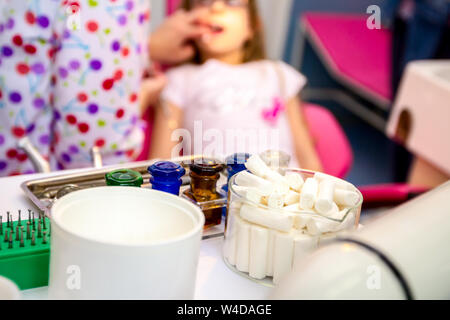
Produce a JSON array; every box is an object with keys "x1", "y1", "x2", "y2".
[{"x1": 223, "y1": 155, "x2": 363, "y2": 286}]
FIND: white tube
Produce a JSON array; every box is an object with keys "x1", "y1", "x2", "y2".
[
  {"x1": 314, "y1": 172, "x2": 355, "y2": 191},
  {"x1": 294, "y1": 214, "x2": 309, "y2": 230},
  {"x1": 235, "y1": 171, "x2": 274, "y2": 196},
  {"x1": 334, "y1": 189, "x2": 360, "y2": 207},
  {"x1": 266, "y1": 230, "x2": 276, "y2": 277},
  {"x1": 268, "y1": 192, "x2": 284, "y2": 209},
  {"x1": 235, "y1": 217, "x2": 251, "y2": 273},
  {"x1": 284, "y1": 203, "x2": 301, "y2": 212},
  {"x1": 300, "y1": 178, "x2": 319, "y2": 210},
  {"x1": 315, "y1": 180, "x2": 335, "y2": 215},
  {"x1": 224, "y1": 207, "x2": 240, "y2": 266},
  {"x1": 273, "y1": 231, "x2": 295, "y2": 284},
  {"x1": 284, "y1": 190, "x2": 300, "y2": 206},
  {"x1": 245, "y1": 154, "x2": 271, "y2": 178},
  {"x1": 249, "y1": 226, "x2": 269, "y2": 280},
  {"x1": 293, "y1": 232, "x2": 319, "y2": 270},
  {"x1": 240, "y1": 204, "x2": 294, "y2": 232},
  {"x1": 285, "y1": 173, "x2": 304, "y2": 192}
]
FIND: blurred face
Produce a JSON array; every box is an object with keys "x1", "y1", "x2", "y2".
[{"x1": 191, "y1": 0, "x2": 252, "y2": 60}]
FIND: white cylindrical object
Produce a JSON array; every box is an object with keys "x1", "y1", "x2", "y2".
[
  {"x1": 285, "y1": 173, "x2": 304, "y2": 192},
  {"x1": 284, "y1": 191, "x2": 300, "y2": 206},
  {"x1": 235, "y1": 171, "x2": 274, "y2": 196},
  {"x1": 48, "y1": 187, "x2": 205, "y2": 300},
  {"x1": 249, "y1": 226, "x2": 269, "y2": 280},
  {"x1": 300, "y1": 178, "x2": 319, "y2": 210},
  {"x1": 235, "y1": 216, "x2": 251, "y2": 273},
  {"x1": 314, "y1": 172, "x2": 355, "y2": 191},
  {"x1": 245, "y1": 154, "x2": 271, "y2": 178},
  {"x1": 272, "y1": 182, "x2": 450, "y2": 299},
  {"x1": 334, "y1": 189, "x2": 360, "y2": 207},
  {"x1": 0, "y1": 276, "x2": 21, "y2": 300},
  {"x1": 268, "y1": 192, "x2": 284, "y2": 209},
  {"x1": 273, "y1": 231, "x2": 295, "y2": 284},
  {"x1": 240, "y1": 204, "x2": 294, "y2": 232},
  {"x1": 224, "y1": 204, "x2": 241, "y2": 266},
  {"x1": 315, "y1": 180, "x2": 335, "y2": 215},
  {"x1": 266, "y1": 230, "x2": 276, "y2": 277}
]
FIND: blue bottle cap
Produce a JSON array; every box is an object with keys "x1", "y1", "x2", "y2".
[
  {"x1": 225, "y1": 153, "x2": 251, "y2": 174},
  {"x1": 148, "y1": 161, "x2": 186, "y2": 180}
]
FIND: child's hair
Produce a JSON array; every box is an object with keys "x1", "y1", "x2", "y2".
[{"x1": 180, "y1": 0, "x2": 266, "y2": 63}]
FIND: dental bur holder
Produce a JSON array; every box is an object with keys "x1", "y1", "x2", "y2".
[{"x1": 0, "y1": 211, "x2": 51, "y2": 290}]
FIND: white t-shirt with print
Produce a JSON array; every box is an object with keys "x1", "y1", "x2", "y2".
[{"x1": 161, "y1": 59, "x2": 307, "y2": 166}]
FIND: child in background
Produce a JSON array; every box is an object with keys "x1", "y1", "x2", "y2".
[{"x1": 149, "y1": 0, "x2": 323, "y2": 171}]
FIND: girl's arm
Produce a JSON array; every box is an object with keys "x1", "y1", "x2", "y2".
[
  {"x1": 286, "y1": 96, "x2": 324, "y2": 172},
  {"x1": 149, "y1": 101, "x2": 184, "y2": 160}
]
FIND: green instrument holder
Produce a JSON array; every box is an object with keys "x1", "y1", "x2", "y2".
[{"x1": 0, "y1": 216, "x2": 51, "y2": 290}]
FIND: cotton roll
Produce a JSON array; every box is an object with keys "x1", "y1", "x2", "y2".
[
  {"x1": 235, "y1": 171, "x2": 273, "y2": 196},
  {"x1": 315, "y1": 180, "x2": 335, "y2": 214},
  {"x1": 314, "y1": 172, "x2": 355, "y2": 191},
  {"x1": 224, "y1": 210, "x2": 239, "y2": 266},
  {"x1": 268, "y1": 192, "x2": 284, "y2": 209},
  {"x1": 284, "y1": 203, "x2": 301, "y2": 212},
  {"x1": 266, "y1": 230, "x2": 276, "y2": 277},
  {"x1": 284, "y1": 190, "x2": 300, "y2": 206},
  {"x1": 240, "y1": 204, "x2": 294, "y2": 232},
  {"x1": 245, "y1": 154, "x2": 271, "y2": 178},
  {"x1": 334, "y1": 189, "x2": 360, "y2": 207},
  {"x1": 235, "y1": 216, "x2": 251, "y2": 273},
  {"x1": 293, "y1": 232, "x2": 318, "y2": 270},
  {"x1": 300, "y1": 178, "x2": 319, "y2": 210},
  {"x1": 273, "y1": 231, "x2": 295, "y2": 284},
  {"x1": 249, "y1": 225, "x2": 269, "y2": 280},
  {"x1": 285, "y1": 173, "x2": 304, "y2": 192}
]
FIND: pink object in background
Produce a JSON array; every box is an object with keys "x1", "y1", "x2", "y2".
[
  {"x1": 303, "y1": 104, "x2": 353, "y2": 179},
  {"x1": 302, "y1": 12, "x2": 393, "y2": 106},
  {"x1": 167, "y1": 0, "x2": 181, "y2": 15}
]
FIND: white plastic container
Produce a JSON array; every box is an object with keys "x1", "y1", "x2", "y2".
[
  {"x1": 48, "y1": 187, "x2": 205, "y2": 300},
  {"x1": 0, "y1": 276, "x2": 21, "y2": 300}
]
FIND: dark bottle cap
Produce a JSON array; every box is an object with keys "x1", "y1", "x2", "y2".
[
  {"x1": 105, "y1": 169, "x2": 143, "y2": 187},
  {"x1": 190, "y1": 158, "x2": 224, "y2": 176},
  {"x1": 148, "y1": 161, "x2": 186, "y2": 180},
  {"x1": 225, "y1": 153, "x2": 251, "y2": 173}
]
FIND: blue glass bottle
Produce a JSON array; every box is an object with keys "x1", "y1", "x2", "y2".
[
  {"x1": 222, "y1": 153, "x2": 251, "y2": 193},
  {"x1": 148, "y1": 161, "x2": 186, "y2": 196}
]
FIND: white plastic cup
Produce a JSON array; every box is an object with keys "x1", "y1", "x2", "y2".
[
  {"x1": 48, "y1": 187, "x2": 205, "y2": 300},
  {"x1": 0, "y1": 276, "x2": 21, "y2": 300}
]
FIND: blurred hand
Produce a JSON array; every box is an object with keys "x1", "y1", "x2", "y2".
[
  {"x1": 150, "y1": 9, "x2": 209, "y2": 65},
  {"x1": 139, "y1": 71, "x2": 167, "y2": 115}
]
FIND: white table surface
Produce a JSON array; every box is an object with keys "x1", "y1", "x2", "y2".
[{"x1": 0, "y1": 170, "x2": 272, "y2": 300}]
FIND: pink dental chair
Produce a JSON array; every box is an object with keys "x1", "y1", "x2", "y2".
[{"x1": 138, "y1": 1, "x2": 428, "y2": 208}]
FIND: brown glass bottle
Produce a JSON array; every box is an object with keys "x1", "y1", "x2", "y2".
[{"x1": 183, "y1": 159, "x2": 224, "y2": 228}]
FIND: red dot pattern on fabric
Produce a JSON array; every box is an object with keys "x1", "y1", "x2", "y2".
[
  {"x1": 16, "y1": 63, "x2": 30, "y2": 75},
  {"x1": 102, "y1": 78, "x2": 114, "y2": 90},
  {"x1": 24, "y1": 44, "x2": 37, "y2": 54},
  {"x1": 86, "y1": 21, "x2": 99, "y2": 33},
  {"x1": 7, "y1": 149, "x2": 18, "y2": 159},
  {"x1": 12, "y1": 35, "x2": 23, "y2": 46},
  {"x1": 25, "y1": 11, "x2": 36, "y2": 24},
  {"x1": 95, "y1": 138, "x2": 105, "y2": 147},
  {"x1": 116, "y1": 108, "x2": 125, "y2": 119},
  {"x1": 78, "y1": 122, "x2": 90, "y2": 133},
  {"x1": 77, "y1": 92, "x2": 88, "y2": 102},
  {"x1": 12, "y1": 127, "x2": 26, "y2": 138},
  {"x1": 66, "y1": 114, "x2": 77, "y2": 125}
]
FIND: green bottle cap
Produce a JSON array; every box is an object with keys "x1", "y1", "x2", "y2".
[{"x1": 105, "y1": 169, "x2": 143, "y2": 187}]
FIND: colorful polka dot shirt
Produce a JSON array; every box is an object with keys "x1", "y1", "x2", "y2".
[{"x1": 0, "y1": 0, "x2": 151, "y2": 176}]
